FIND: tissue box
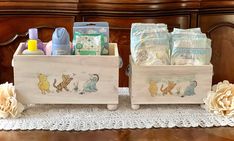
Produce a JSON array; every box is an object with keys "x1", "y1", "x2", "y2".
[
  {"x1": 12, "y1": 43, "x2": 119, "y2": 110},
  {"x1": 73, "y1": 22, "x2": 109, "y2": 55},
  {"x1": 129, "y1": 56, "x2": 213, "y2": 110}
]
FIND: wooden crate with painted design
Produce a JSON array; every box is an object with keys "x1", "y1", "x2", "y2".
[
  {"x1": 12, "y1": 43, "x2": 119, "y2": 110},
  {"x1": 129, "y1": 56, "x2": 213, "y2": 110}
]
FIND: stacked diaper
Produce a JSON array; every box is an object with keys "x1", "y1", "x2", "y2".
[
  {"x1": 131, "y1": 24, "x2": 212, "y2": 66},
  {"x1": 171, "y1": 28, "x2": 212, "y2": 65},
  {"x1": 131, "y1": 23, "x2": 170, "y2": 65}
]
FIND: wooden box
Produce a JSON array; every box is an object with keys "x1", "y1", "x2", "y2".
[
  {"x1": 129, "y1": 56, "x2": 213, "y2": 110},
  {"x1": 12, "y1": 43, "x2": 119, "y2": 110}
]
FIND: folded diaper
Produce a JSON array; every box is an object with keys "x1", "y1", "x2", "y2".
[
  {"x1": 171, "y1": 28, "x2": 212, "y2": 65},
  {"x1": 172, "y1": 28, "x2": 202, "y2": 33},
  {"x1": 131, "y1": 25, "x2": 211, "y2": 66},
  {"x1": 131, "y1": 23, "x2": 170, "y2": 65}
]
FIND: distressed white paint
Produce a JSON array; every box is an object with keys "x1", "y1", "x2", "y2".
[
  {"x1": 13, "y1": 43, "x2": 119, "y2": 110},
  {"x1": 129, "y1": 56, "x2": 213, "y2": 109}
]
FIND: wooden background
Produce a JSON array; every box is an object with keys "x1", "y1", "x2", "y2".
[
  {"x1": 0, "y1": 128, "x2": 234, "y2": 141},
  {"x1": 0, "y1": 0, "x2": 234, "y2": 87}
]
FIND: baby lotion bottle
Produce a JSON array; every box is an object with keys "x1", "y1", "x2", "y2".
[
  {"x1": 22, "y1": 40, "x2": 44, "y2": 55},
  {"x1": 27, "y1": 28, "x2": 45, "y2": 52}
]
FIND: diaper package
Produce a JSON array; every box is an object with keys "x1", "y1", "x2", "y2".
[
  {"x1": 171, "y1": 28, "x2": 212, "y2": 65},
  {"x1": 131, "y1": 23, "x2": 170, "y2": 65},
  {"x1": 73, "y1": 22, "x2": 109, "y2": 55}
]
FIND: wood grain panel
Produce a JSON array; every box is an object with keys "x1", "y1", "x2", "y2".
[
  {"x1": 0, "y1": 0, "x2": 78, "y2": 11},
  {"x1": 83, "y1": 16, "x2": 190, "y2": 86},
  {"x1": 201, "y1": 1, "x2": 234, "y2": 8},
  {"x1": 80, "y1": 0, "x2": 198, "y2": 3},
  {"x1": 0, "y1": 127, "x2": 234, "y2": 141},
  {"x1": 79, "y1": 0, "x2": 200, "y2": 12},
  {"x1": 79, "y1": 3, "x2": 200, "y2": 12},
  {"x1": 199, "y1": 14, "x2": 234, "y2": 84}
]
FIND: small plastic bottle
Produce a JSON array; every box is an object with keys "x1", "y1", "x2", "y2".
[
  {"x1": 27, "y1": 28, "x2": 44, "y2": 52},
  {"x1": 22, "y1": 40, "x2": 44, "y2": 55},
  {"x1": 51, "y1": 27, "x2": 71, "y2": 55}
]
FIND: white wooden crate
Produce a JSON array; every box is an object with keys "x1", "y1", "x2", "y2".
[
  {"x1": 12, "y1": 43, "x2": 119, "y2": 110},
  {"x1": 129, "y1": 56, "x2": 213, "y2": 110}
]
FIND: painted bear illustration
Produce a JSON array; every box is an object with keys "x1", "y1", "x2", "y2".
[
  {"x1": 183, "y1": 81, "x2": 197, "y2": 96},
  {"x1": 38, "y1": 73, "x2": 50, "y2": 94},
  {"x1": 83, "y1": 74, "x2": 99, "y2": 93},
  {"x1": 148, "y1": 80, "x2": 158, "y2": 97}
]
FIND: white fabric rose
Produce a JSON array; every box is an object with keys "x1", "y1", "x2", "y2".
[
  {"x1": 0, "y1": 82, "x2": 24, "y2": 118},
  {"x1": 204, "y1": 80, "x2": 234, "y2": 117}
]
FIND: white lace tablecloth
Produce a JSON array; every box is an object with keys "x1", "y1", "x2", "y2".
[{"x1": 1, "y1": 88, "x2": 234, "y2": 131}]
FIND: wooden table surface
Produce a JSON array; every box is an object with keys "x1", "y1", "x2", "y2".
[{"x1": 1, "y1": 127, "x2": 234, "y2": 141}]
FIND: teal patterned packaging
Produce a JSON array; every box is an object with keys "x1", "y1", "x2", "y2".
[
  {"x1": 73, "y1": 32, "x2": 104, "y2": 55},
  {"x1": 73, "y1": 22, "x2": 109, "y2": 55},
  {"x1": 171, "y1": 28, "x2": 212, "y2": 65},
  {"x1": 131, "y1": 23, "x2": 170, "y2": 65}
]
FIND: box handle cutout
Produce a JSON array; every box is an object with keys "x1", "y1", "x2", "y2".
[
  {"x1": 86, "y1": 23, "x2": 96, "y2": 26},
  {"x1": 125, "y1": 64, "x2": 131, "y2": 76}
]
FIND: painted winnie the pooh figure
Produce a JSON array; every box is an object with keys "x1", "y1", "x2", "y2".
[
  {"x1": 38, "y1": 73, "x2": 50, "y2": 94},
  {"x1": 148, "y1": 80, "x2": 158, "y2": 97}
]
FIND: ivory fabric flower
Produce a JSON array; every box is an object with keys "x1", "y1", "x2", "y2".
[
  {"x1": 204, "y1": 80, "x2": 234, "y2": 117},
  {"x1": 0, "y1": 82, "x2": 24, "y2": 118}
]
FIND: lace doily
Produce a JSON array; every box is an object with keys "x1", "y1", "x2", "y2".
[{"x1": 0, "y1": 88, "x2": 234, "y2": 131}]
